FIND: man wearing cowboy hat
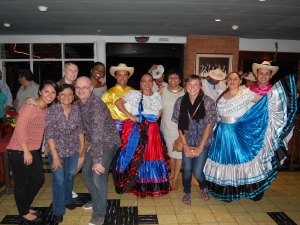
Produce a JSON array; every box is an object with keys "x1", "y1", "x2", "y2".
[
  {"x1": 250, "y1": 61, "x2": 279, "y2": 96},
  {"x1": 148, "y1": 64, "x2": 168, "y2": 92},
  {"x1": 241, "y1": 72, "x2": 256, "y2": 89},
  {"x1": 102, "y1": 63, "x2": 134, "y2": 131},
  {"x1": 249, "y1": 61, "x2": 279, "y2": 202},
  {"x1": 101, "y1": 63, "x2": 134, "y2": 194},
  {"x1": 202, "y1": 68, "x2": 227, "y2": 101}
]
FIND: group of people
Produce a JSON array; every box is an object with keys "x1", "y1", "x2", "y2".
[{"x1": 4, "y1": 59, "x2": 297, "y2": 225}]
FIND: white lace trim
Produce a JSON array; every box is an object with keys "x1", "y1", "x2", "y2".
[{"x1": 217, "y1": 88, "x2": 255, "y2": 116}]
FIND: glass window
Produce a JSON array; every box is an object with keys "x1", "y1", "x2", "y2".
[
  {"x1": 33, "y1": 61, "x2": 62, "y2": 83},
  {"x1": 0, "y1": 44, "x2": 30, "y2": 59},
  {"x1": 32, "y1": 44, "x2": 61, "y2": 59},
  {"x1": 71, "y1": 61, "x2": 94, "y2": 77},
  {"x1": 64, "y1": 43, "x2": 94, "y2": 59}
]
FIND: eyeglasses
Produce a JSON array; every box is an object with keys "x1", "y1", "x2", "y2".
[
  {"x1": 75, "y1": 86, "x2": 91, "y2": 91},
  {"x1": 59, "y1": 93, "x2": 74, "y2": 97}
]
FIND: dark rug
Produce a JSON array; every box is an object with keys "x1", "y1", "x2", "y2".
[{"x1": 0, "y1": 193, "x2": 158, "y2": 225}]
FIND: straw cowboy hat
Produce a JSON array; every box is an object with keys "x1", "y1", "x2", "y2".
[
  {"x1": 207, "y1": 68, "x2": 226, "y2": 81},
  {"x1": 109, "y1": 63, "x2": 134, "y2": 77},
  {"x1": 151, "y1": 64, "x2": 164, "y2": 79},
  {"x1": 252, "y1": 61, "x2": 279, "y2": 77},
  {"x1": 242, "y1": 72, "x2": 256, "y2": 82}
]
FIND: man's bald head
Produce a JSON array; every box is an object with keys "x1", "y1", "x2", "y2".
[{"x1": 75, "y1": 76, "x2": 93, "y2": 103}]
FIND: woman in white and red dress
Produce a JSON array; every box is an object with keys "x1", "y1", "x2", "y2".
[{"x1": 114, "y1": 73, "x2": 171, "y2": 198}]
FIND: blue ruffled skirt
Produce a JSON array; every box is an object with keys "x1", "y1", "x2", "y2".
[{"x1": 204, "y1": 75, "x2": 297, "y2": 201}]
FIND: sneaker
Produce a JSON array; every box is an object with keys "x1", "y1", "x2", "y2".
[
  {"x1": 82, "y1": 201, "x2": 93, "y2": 210},
  {"x1": 72, "y1": 191, "x2": 78, "y2": 198},
  {"x1": 88, "y1": 216, "x2": 104, "y2": 225}
]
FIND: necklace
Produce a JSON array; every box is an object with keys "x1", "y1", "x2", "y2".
[{"x1": 168, "y1": 86, "x2": 182, "y2": 93}]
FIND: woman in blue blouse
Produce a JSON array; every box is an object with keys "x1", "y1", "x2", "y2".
[
  {"x1": 45, "y1": 84, "x2": 85, "y2": 223},
  {"x1": 172, "y1": 74, "x2": 217, "y2": 204}
]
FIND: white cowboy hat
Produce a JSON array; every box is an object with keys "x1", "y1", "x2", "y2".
[
  {"x1": 151, "y1": 65, "x2": 164, "y2": 79},
  {"x1": 252, "y1": 61, "x2": 279, "y2": 77},
  {"x1": 207, "y1": 68, "x2": 226, "y2": 81},
  {"x1": 242, "y1": 72, "x2": 256, "y2": 82},
  {"x1": 109, "y1": 63, "x2": 134, "y2": 77}
]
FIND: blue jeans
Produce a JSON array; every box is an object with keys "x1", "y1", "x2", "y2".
[
  {"x1": 48, "y1": 152, "x2": 78, "y2": 216},
  {"x1": 82, "y1": 145, "x2": 117, "y2": 218},
  {"x1": 182, "y1": 146, "x2": 210, "y2": 193}
]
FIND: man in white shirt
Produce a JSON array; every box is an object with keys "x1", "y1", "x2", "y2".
[
  {"x1": 201, "y1": 68, "x2": 226, "y2": 101},
  {"x1": 148, "y1": 64, "x2": 168, "y2": 92},
  {"x1": 13, "y1": 69, "x2": 39, "y2": 112}
]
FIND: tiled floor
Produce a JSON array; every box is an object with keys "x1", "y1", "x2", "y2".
[{"x1": 0, "y1": 171, "x2": 300, "y2": 225}]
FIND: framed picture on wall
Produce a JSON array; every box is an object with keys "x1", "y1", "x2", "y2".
[{"x1": 195, "y1": 54, "x2": 233, "y2": 77}]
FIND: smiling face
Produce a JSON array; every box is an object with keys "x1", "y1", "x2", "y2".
[
  {"x1": 39, "y1": 84, "x2": 57, "y2": 105},
  {"x1": 167, "y1": 73, "x2": 181, "y2": 89},
  {"x1": 91, "y1": 64, "x2": 105, "y2": 80},
  {"x1": 140, "y1": 74, "x2": 153, "y2": 91},
  {"x1": 64, "y1": 63, "x2": 78, "y2": 83},
  {"x1": 227, "y1": 72, "x2": 242, "y2": 90},
  {"x1": 256, "y1": 68, "x2": 272, "y2": 86},
  {"x1": 186, "y1": 78, "x2": 201, "y2": 98},
  {"x1": 115, "y1": 70, "x2": 129, "y2": 88},
  {"x1": 58, "y1": 87, "x2": 74, "y2": 106},
  {"x1": 75, "y1": 76, "x2": 93, "y2": 103}
]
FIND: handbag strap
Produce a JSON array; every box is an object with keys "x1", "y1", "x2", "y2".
[{"x1": 191, "y1": 96, "x2": 204, "y2": 119}]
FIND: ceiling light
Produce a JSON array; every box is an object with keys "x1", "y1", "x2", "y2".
[
  {"x1": 38, "y1": 5, "x2": 48, "y2": 12},
  {"x1": 97, "y1": 29, "x2": 101, "y2": 32},
  {"x1": 3, "y1": 23, "x2": 11, "y2": 28},
  {"x1": 258, "y1": 0, "x2": 266, "y2": 2},
  {"x1": 232, "y1": 25, "x2": 239, "y2": 30},
  {"x1": 215, "y1": 19, "x2": 221, "y2": 22}
]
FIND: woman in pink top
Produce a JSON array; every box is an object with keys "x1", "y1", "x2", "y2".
[{"x1": 6, "y1": 80, "x2": 57, "y2": 223}]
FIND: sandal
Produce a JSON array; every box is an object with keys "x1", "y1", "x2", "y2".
[
  {"x1": 171, "y1": 179, "x2": 178, "y2": 191},
  {"x1": 201, "y1": 188, "x2": 210, "y2": 201},
  {"x1": 182, "y1": 193, "x2": 191, "y2": 205}
]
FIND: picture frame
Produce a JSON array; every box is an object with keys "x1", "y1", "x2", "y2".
[{"x1": 195, "y1": 54, "x2": 233, "y2": 77}]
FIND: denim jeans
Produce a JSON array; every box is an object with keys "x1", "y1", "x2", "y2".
[
  {"x1": 82, "y1": 145, "x2": 117, "y2": 218},
  {"x1": 8, "y1": 150, "x2": 45, "y2": 216},
  {"x1": 182, "y1": 146, "x2": 210, "y2": 193},
  {"x1": 48, "y1": 152, "x2": 78, "y2": 216}
]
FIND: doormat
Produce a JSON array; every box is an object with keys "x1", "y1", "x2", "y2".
[
  {"x1": 0, "y1": 193, "x2": 158, "y2": 225},
  {"x1": 267, "y1": 212, "x2": 297, "y2": 225}
]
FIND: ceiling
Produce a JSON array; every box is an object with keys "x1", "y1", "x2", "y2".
[{"x1": 0, "y1": 0, "x2": 300, "y2": 40}]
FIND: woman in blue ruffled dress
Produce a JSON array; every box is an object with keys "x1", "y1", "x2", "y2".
[
  {"x1": 204, "y1": 71, "x2": 297, "y2": 202},
  {"x1": 114, "y1": 73, "x2": 171, "y2": 198}
]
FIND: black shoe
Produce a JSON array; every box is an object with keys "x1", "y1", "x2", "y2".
[
  {"x1": 66, "y1": 203, "x2": 76, "y2": 210},
  {"x1": 54, "y1": 215, "x2": 63, "y2": 223},
  {"x1": 30, "y1": 208, "x2": 43, "y2": 217},
  {"x1": 20, "y1": 215, "x2": 42, "y2": 223}
]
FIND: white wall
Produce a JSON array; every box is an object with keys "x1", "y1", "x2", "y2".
[{"x1": 239, "y1": 38, "x2": 300, "y2": 53}]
